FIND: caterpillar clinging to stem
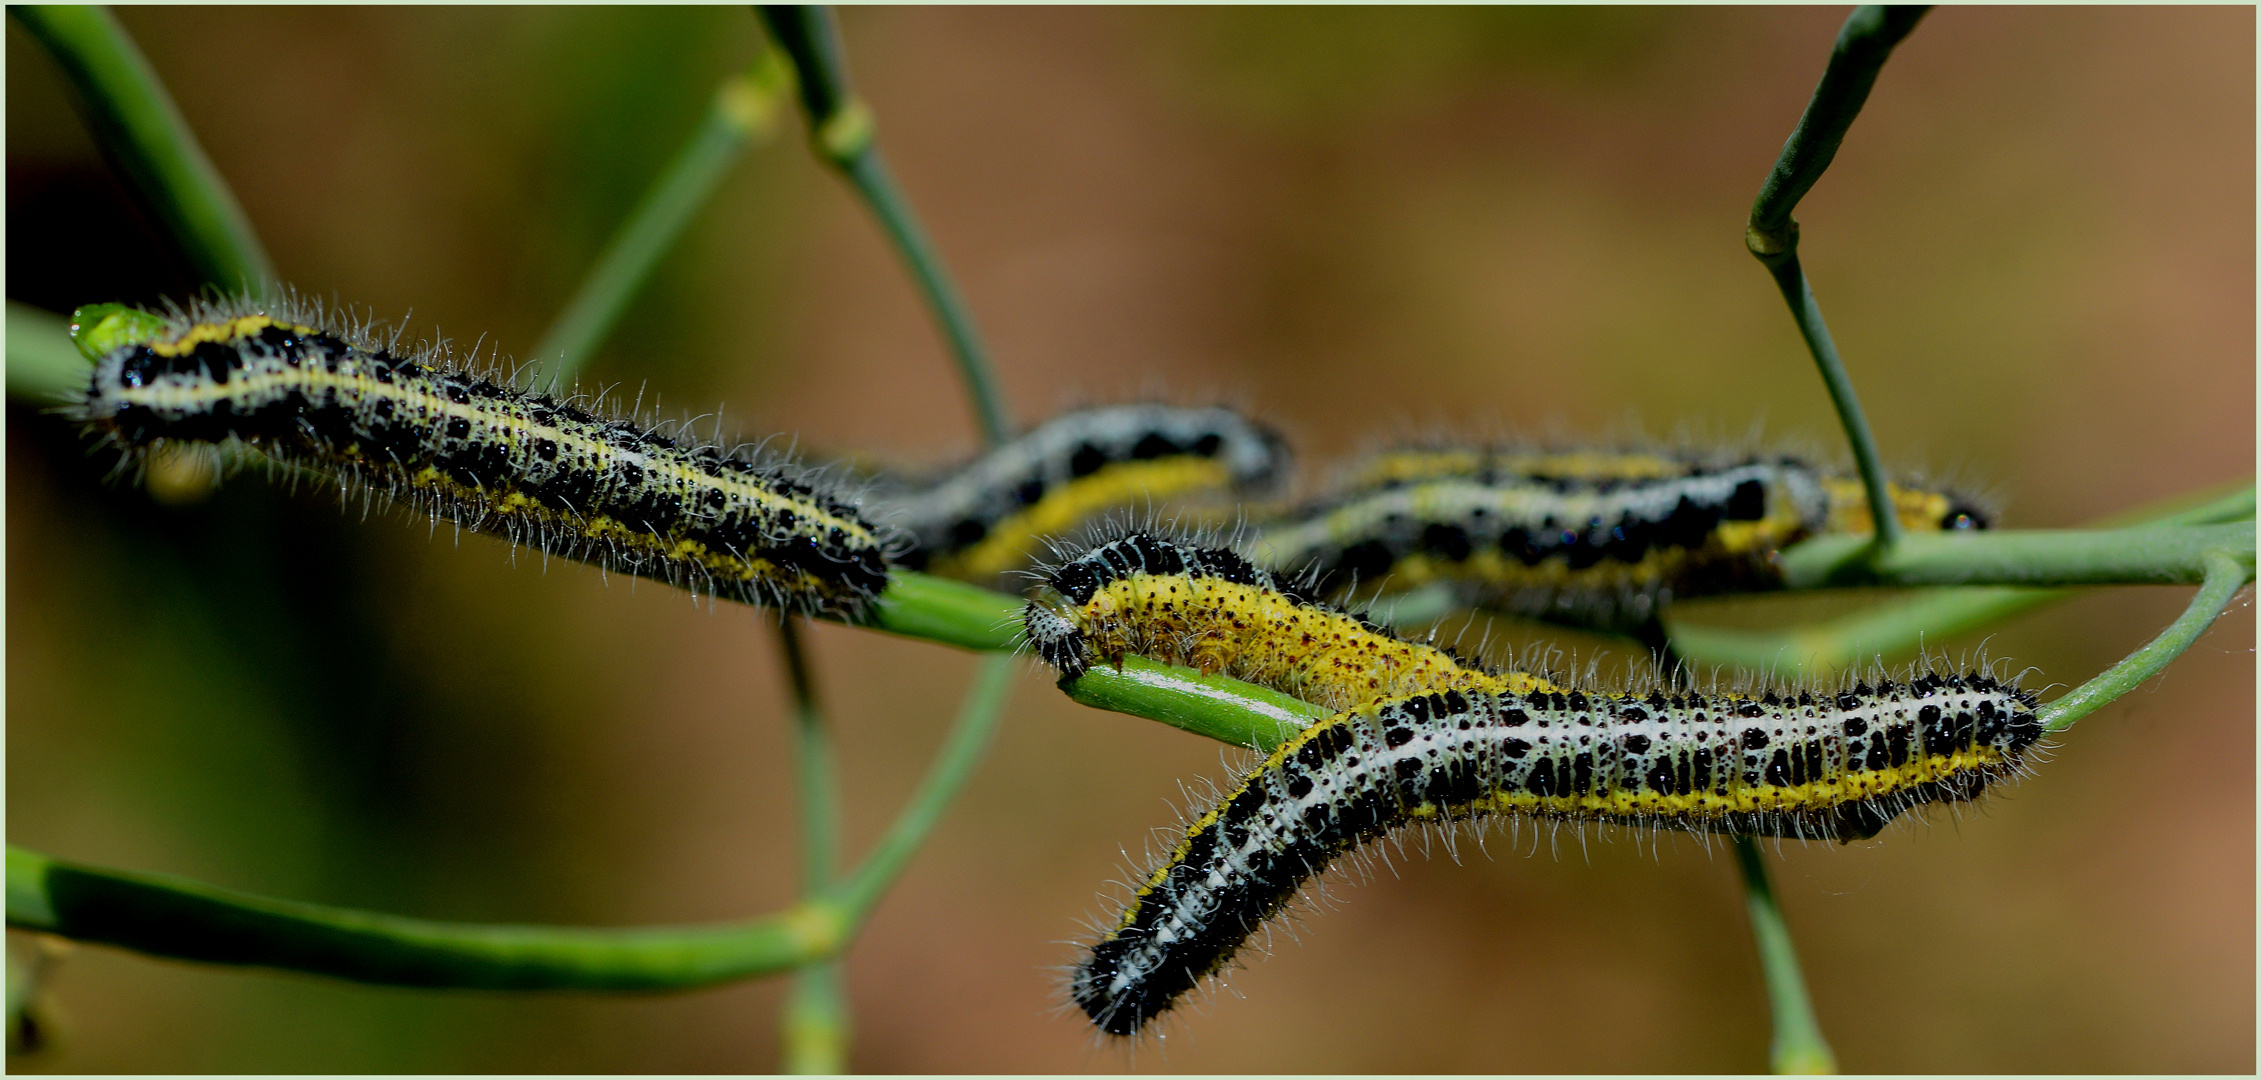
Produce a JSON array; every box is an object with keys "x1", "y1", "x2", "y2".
[{"x1": 75, "y1": 297, "x2": 893, "y2": 618}]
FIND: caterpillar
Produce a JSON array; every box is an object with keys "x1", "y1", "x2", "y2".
[
  {"x1": 866, "y1": 404, "x2": 1290, "y2": 583},
  {"x1": 1023, "y1": 531, "x2": 1554, "y2": 713},
  {"x1": 1070, "y1": 664, "x2": 2046, "y2": 1036},
  {"x1": 76, "y1": 298, "x2": 893, "y2": 618},
  {"x1": 1246, "y1": 443, "x2": 1992, "y2": 633}
]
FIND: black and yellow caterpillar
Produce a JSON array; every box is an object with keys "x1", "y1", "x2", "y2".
[
  {"x1": 1247, "y1": 444, "x2": 1989, "y2": 632},
  {"x1": 78, "y1": 299, "x2": 892, "y2": 617}
]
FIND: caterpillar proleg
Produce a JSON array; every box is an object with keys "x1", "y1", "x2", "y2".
[
  {"x1": 76, "y1": 298, "x2": 893, "y2": 618},
  {"x1": 1070, "y1": 663, "x2": 2045, "y2": 1036},
  {"x1": 1248, "y1": 444, "x2": 1990, "y2": 632}
]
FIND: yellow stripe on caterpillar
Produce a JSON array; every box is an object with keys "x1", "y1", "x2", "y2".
[
  {"x1": 1250, "y1": 446, "x2": 1990, "y2": 631},
  {"x1": 868, "y1": 404, "x2": 1289, "y2": 584},
  {"x1": 1069, "y1": 664, "x2": 2045, "y2": 1036},
  {"x1": 922, "y1": 456, "x2": 1234, "y2": 580},
  {"x1": 78, "y1": 297, "x2": 892, "y2": 617}
]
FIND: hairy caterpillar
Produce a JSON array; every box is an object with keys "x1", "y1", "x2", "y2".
[
  {"x1": 1022, "y1": 531, "x2": 1554, "y2": 713},
  {"x1": 1248, "y1": 444, "x2": 1991, "y2": 633},
  {"x1": 1071, "y1": 664, "x2": 2045, "y2": 1036},
  {"x1": 76, "y1": 298, "x2": 892, "y2": 617},
  {"x1": 867, "y1": 404, "x2": 1289, "y2": 583}
]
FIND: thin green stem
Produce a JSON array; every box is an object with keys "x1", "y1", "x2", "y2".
[
  {"x1": 11, "y1": 5, "x2": 272, "y2": 292},
  {"x1": 1765, "y1": 259, "x2": 1899, "y2": 551},
  {"x1": 775, "y1": 618, "x2": 849, "y2": 1073},
  {"x1": 1747, "y1": 5, "x2": 1929, "y2": 555},
  {"x1": 1733, "y1": 837, "x2": 1838, "y2": 1075},
  {"x1": 776, "y1": 620, "x2": 840, "y2": 931},
  {"x1": 832, "y1": 653, "x2": 1016, "y2": 922},
  {"x1": 867, "y1": 524, "x2": 2253, "y2": 670},
  {"x1": 5, "y1": 844, "x2": 836, "y2": 990},
  {"x1": 0, "y1": 654, "x2": 1016, "y2": 992},
  {"x1": 1667, "y1": 482, "x2": 2255, "y2": 672},
  {"x1": 1777, "y1": 523, "x2": 2252, "y2": 590},
  {"x1": 757, "y1": 5, "x2": 1012, "y2": 446},
  {"x1": 530, "y1": 50, "x2": 793, "y2": 387},
  {"x1": 866, "y1": 571, "x2": 1023, "y2": 652},
  {"x1": 782, "y1": 962, "x2": 849, "y2": 1074},
  {"x1": 2037, "y1": 551, "x2": 2251, "y2": 731},
  {"x1": 5, "y1": 302, "x2": 91, "y2": 402},
  {"x1": 1746, "y1": 6, "x2": 1930, "y2": 244},
  {"x1": 1058, "y1": 655, "x2": 1327, "y2": 753}
]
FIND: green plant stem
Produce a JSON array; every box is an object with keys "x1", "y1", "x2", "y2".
[
  {"x1": 831, "y1": 653, "x2": 1016, "y2": 922},
  {"x1": 757, "y1": 5, "x2": 1011, "y2": 446},
  {"x1": 1058, "y1": 655, "x2": 1327, "y2": 752},
  {"x1": 1733, "y1": 837, "x2": 1838, "y2": 1075},
  {"x1": 5, "y1": 844, "x2": 834, "y2": 990},
  {"x1": 1668, "y1": 482, "x2": 2256, "y2": 671},
  {"x1": 2037, "y1": 550, "x2": 2251, "y2": 731},
  {"x1": 866, "y1": 522, "x2": 2253, "y2": 671},
  {"x1": 775, "y1": 618, "x2": 849, "y2": 1073},
  {"x1": 530, "y1": 51, "x2": 792, "y2": 388},
  {"x1": 1746, "y1": 5, "x2": 1930, "y2": 244},
  {"x1": 866, "y1": 571, "x2": 1022, "y2": 651},
  {"x1": 5, "y1": 302, "x2": 91, "y2": 402},
  {"x1": 1747, "y1": 5, "x2": 1928, "y2": 555},
  {"x1": 1765, "y1": 260, "x2": 1898, "y2": 551},
  {"x1": 2, "y1": 648, "x2": 1018, "y2": 991},
  {"x1": 1776, "y1": 523, "x2": 2252, "y2": 589},
  {"x1": 6, "y1": 527, "x2": 2239, "y2": 995},
  {"x1": 11, "y1": 5, "x2": 272, "y2": 292},
  {"x1": 782, "y1": 962, "x2": 848, "y2": 1074}
]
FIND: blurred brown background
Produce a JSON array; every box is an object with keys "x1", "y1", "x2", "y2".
[{"x1": 6, "y1": 6, "x2": 2252, "y2": 1072}]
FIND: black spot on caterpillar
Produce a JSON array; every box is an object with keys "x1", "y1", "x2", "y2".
[
  {"x1": 1246, "y1": 443, "x2": 1991, "y2": 633},
  {"x1": 866, "y1": 404, "x2": 1290, "y2": 583},
  {"x1": 1070, "y1": 664, "x2": 2045, "y2": 1036},
  {"x1": 1023, "y1": 530, "x2": 1553, "y2": 713},
  {"x1": 76, "y1": 298, "x2": 893, "y2": 618}
]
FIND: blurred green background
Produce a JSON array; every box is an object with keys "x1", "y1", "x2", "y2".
[{"x1": 6, "y1": 6, "x2": 2251, "y2": 1072}]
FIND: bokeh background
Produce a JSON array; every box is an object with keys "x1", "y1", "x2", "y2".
[{"x1": 6, "y1": 6, "x2": 2252, "y2": 1072}]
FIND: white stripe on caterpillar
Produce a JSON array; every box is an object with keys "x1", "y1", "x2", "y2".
[
  {"x1": 868, "y1": 404, "x2": 1289, "y2": 582},
  {"x1": 1071, "y1": 664, "x2": 2044, "y2": 1036},
  {"x1": 77, "y1": 297, "x2": 893, "y2": 617},
  {"x1": 1247, "y1": 444, "x2": 1988, "y2": 632}
]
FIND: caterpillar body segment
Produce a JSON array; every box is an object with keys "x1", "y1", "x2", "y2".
[
  {"x1": 867, "y1": 404, "x2": 1290, "y2": 583},
  {"x1": 1071, "y1": 668, "x2": 2044, "y2": 1036},
  {"x1": 1023, "y1": 531, "x2": 1554, "y2": 713},
  {"x1": 79, "y1": 300, "x2": 892, "y2": 617},
  {"x1": 1248, "y1": 446, "x2": 1989, "y2": 633}
]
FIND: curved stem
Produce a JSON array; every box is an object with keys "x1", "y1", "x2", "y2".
[
  {"x1": 757, "y1": 5, "x2": 1012, "y2": 446},
  {"x1": 1, "y1": 648, "x2": 1018, "y2": 993},
  {"x1": 1747, "y1": 6, "x2": 1930, "y2": 556},
  {"x1": 10, "y1": 5, "x2": 272, "y2": 292},
  {"x1": 831, "y1": 653, "x2": 1016, "y2": 924},
  {"x1": 1668, "y1": 482, "x2": 2255, "y2": 672},
  {"x1": 1746, "y1": 6, "x2": 1930, "y2": 243},
  {"x1": 2038, "y1": 550, "x2": 2251, "y2": 731},
  {"x1": 531, "y1": 50, "x2": 793, "y2": 387}
]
